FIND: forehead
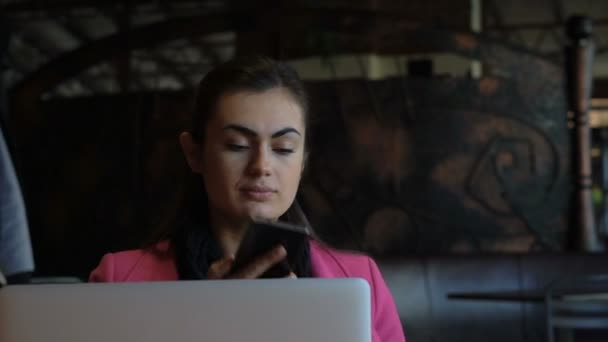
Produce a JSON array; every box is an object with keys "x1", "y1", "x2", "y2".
[{"x1": 210, "y1": 87, "x2": 305, "y2": 132}]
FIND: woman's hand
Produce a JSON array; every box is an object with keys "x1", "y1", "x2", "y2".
[{"x1": 207, "y1": 245, "x2": 297, "y2": 279}]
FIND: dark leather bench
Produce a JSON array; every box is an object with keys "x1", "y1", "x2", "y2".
[{"x1": 378, "y1": 254, "x2": 608, "y2": 342}]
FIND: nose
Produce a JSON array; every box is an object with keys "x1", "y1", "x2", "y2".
[{"x1": 247, "y1": 145, "x2": 271, "y2": 177}]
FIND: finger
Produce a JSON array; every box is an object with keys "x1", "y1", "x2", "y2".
[
  {"x1": 229, "y1": 245, "x2": 286, "y2": 279},
  {"x1": 207, "y1": 256, "x2": 234, "y2": 279}
]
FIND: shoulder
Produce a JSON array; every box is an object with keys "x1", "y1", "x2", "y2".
[
  {"x1": 310, "y1": 240, "x2": 405, "y2": 342},
  {"x1": 309, "y1": 239, "x2": 377, "y2": 279},
  {"x1": 88, "y1": 241, "x2": 178, "y2": 282}
]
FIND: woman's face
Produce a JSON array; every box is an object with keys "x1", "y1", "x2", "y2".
[{"x1": 184, "y1": 87, "x2": 306, "y2": 223}]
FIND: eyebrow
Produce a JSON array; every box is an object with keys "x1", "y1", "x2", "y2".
[{"x1": 223, "y1": 124, "x2": 301, "y2": 138}]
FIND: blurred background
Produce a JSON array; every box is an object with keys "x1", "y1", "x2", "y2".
[{"x1": 2, "y1": 1, "x2": 608, "y2": 341}]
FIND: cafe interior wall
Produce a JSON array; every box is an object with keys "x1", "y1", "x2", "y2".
[{"x1": 2, "y1": 0, "x2": 608, "y2": 278}]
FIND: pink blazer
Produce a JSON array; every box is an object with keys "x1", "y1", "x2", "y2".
[{"x1": 90, "y1": 240, "x2": 405, "y2": 342}]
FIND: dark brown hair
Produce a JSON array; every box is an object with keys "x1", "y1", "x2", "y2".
[
  {"x1": 152, "y1": 56, "x2": 313, "y2": 279},
  {"x1": 191, "y1": 55, "x2": 309, "y2": 146}
]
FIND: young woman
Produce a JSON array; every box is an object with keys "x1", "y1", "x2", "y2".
[{"x1": 90, "y1": 56, "x2": 405, "y2": 342}]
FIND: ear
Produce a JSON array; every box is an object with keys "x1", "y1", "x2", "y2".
[{"x1": 179, "y1": 131, "x2": 204, "y2": 174}]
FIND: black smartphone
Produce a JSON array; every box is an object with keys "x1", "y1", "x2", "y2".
[{"x1": 231, "y1": 220, "x2": 311, "y2": 278}]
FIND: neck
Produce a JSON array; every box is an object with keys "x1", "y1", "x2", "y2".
[{"x1": 208, "y1": 211, "x2": 249, "y2": 257}]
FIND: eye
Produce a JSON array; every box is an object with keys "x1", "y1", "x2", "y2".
[
  {"x1": 226, "y1": 143, "x2": 249, "y2": 151},
  {"x1": 274, "y1": 148, "x2": 294, "y2": 155}
]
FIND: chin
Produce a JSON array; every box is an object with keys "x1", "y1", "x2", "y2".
[{"x1": 240, "y1": 206, "x2": 281, "y2": 222}]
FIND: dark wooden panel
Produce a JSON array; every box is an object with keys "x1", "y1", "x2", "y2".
[
  {"x1": 19, "y1": 92, "x2": 192, "y2": 278},
  {"x1": 302, "y1": 74, "x2": 569, "y2": 255}
]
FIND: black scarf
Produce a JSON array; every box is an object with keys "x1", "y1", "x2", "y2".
[
  {"x1": 173, "y1": 220, "x2": 312, "y2": 280},
  {"x1": 173, "y1": 220, "x2": 223, "y2": 280}
]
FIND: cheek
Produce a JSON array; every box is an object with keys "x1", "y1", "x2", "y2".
[
  {"x1": 278, "y1": 157, "x2": 304, "y2": 193},
  {"x1": 203, "y1": 150, "x2": 248, "y2": 189}
]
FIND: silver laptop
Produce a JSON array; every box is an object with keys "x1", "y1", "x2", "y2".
[{"x1": 0, "y1": 278, "x2": 371, "y2": 342}]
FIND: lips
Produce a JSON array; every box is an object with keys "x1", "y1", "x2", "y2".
[{"x1": 240, "y1": 185, "x2": 277, "y2": 201}]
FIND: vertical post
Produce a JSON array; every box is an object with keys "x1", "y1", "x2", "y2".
[
  {"x1": 565, "y1": 16, "x2": 603, "y2": 252},
  {"x1": 470, "y1": 0, "x2": 482, "y2": 78}
]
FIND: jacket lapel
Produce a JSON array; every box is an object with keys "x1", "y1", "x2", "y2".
[{"x1": 309, "y1": 240, "x2": 348, "y2": 278}]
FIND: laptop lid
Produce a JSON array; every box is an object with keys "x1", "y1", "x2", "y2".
[{"x1": 0, "y1": 278, "x2": 371, "y2": 342}]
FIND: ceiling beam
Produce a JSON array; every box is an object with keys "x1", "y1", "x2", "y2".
[
  {"x1": 147, "y1": 1, "x2": 198, "y2": 88},
  {"x1": 58, "y1": 14, "x2": 121, "y2": 93},
  {"x1": 9, "y1": 7, "x2": 557, "y2": 102},
  {"x1": 1, "y1": 0, "x2": 203, "y2": 13},
  {"x1": 14, "y1": 27, "x2": 108, "y2": 93},
  {"x1": 484, "y1": 0, "x2": 527, "y2": 46},
  {"x1": 486, "y1": 18, "x2": 608, "y2": 31}
]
